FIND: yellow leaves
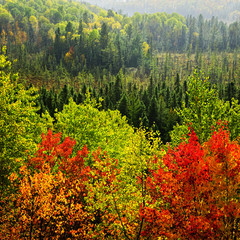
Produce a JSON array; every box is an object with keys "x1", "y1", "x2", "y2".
[
  {"x1": 142, "y1": 41, "x2": 150, "y2": 56},
  {"x1": 29, "y1": 15, "x2": 38, "y2": 33},
  {"x1": 111, "y1": 21, "x2": 121, "y2": 30},
  {"x1": 64, "y1": 50, "x2": 73, "y2": 62},
  {"x1": 87, "y1": 22, "x2": 95, "y2": 30},
  {"x1": 193, "y1": 31, "x2": 199, "y2": 38},
  {"x1": 71, "y1": 33, "x2": 80, "y2": 40},
  {"x1": 60, "y1": 35, "x2": 65, "y2": 41},
  {"x1": 48, "y1": 28, "x2": 56, "y2": 41},
  {"x1": 83, "y1": 27, "x2": 90, "y2": 36},
  {"x1": 0, "y1": 46, "x2": 10, "y2": 70},
  {"x1": 0, "y1": 29, "x2": 7, "y2": 45}
]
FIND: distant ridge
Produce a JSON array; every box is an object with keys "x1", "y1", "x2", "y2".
[{"x1": 80, "y1": 0, "x2": 240, "y2": 22}]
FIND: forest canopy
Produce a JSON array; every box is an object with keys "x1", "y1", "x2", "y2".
[{"x1": 1, "y1": 1, "x2": 240, "y2": 237}]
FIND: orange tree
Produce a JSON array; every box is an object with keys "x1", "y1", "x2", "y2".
[
  {"x1": 0, "y1": 125, "x2": 162, "y2": 239},
  {"x1": 0, "y1": 130, "x2": 133, "y2": 239},
  {"x1": 140, "y1": 126, "x2": 240, "y2": 239}
]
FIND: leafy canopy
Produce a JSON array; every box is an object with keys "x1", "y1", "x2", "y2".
[
  {"x1": 171, "y1": 70, "x2": 240, "y2": 145},
  {"x1": 0, "y1": 47, "x2": 53, "y2": 189}
]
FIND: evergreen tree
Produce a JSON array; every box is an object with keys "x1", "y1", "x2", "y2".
[
  {"x1": 117, "y1": 93, "x2": 129, "y2": 117},
  {"x1": 113, "y1": 74, "x2": 122, "y2": 105},
  {"x1": 65, "y1": 21, "x2": 73, "y2": 34},
  {"x1": 58, "y1": 84, "x2": 70, "y2": 111},
  {"x1": 148, "y1": 96, "x2": 159, "y2": 127},
  {"x1": 142, "y1": 90, "x2": 150, "y2": 110},
  {"x1": 54, "y1": 27, "x2": 62, "y2": 64},
  {"x1": 100, "y1": 22, "x2": 108, "y2": 50},
  {"x1": 224, "y1": 82, "x2": 236, "y2": 105}
]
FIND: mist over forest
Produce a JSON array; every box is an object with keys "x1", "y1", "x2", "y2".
[{"x1": 81, "y1": 0, "x2": 240, "y2": 22}]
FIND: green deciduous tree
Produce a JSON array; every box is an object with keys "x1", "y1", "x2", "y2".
[
  {"x1": 171, "y1": 70, "x2": 240, "y2": 145},
  {"x1": 54, "y1": 93, "x2": 135, "y2": 162},
  {"x1": 0, "y1": 47, "x2": 53, "y2": 190}
]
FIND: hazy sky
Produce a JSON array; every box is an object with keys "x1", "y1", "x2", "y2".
[{"x1": 82, "y1": 0, "x2": 240, "y2": 22}]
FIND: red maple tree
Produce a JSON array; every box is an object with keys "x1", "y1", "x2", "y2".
[{"x1": 140, "y1": 127, "x2": 240, "y2": 239}]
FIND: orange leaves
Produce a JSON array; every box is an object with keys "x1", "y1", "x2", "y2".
[
  {"x1": 15, "y1": 21, "x2": 27, "y2": 45},
  {"x1": 140, "y1": 207, "x2": 174, "y2": 238},
  {"x1": 3, "y1": 127, "x2": 240, "y2": 239},
  {"x1": 0, "y1": 130, "x2": 92, "y2": 239},
  {"x1": 64, "y1": 46, "x2": 75, "y2": 63},
  {"x1": 1, "y1": 130, "x2": 136, "y2": 239}
]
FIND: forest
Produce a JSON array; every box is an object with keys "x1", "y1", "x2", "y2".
[{"x1": 1, "y1": 0, "x2": 240, "y2": 238}]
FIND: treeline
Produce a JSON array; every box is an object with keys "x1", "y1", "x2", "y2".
[
  {"x1": 37, "y1": 68, "x2": 240, "y2": 143},
  {"x1": 36, "y1": 50, "x2": 240, "y2": 143}
]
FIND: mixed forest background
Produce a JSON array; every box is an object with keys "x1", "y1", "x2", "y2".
[
  {"x1": 2, "y1": 0, "x2": 240, "y2": 238},
  {"x1": 1, "y1": 0, "x2": 240, "y2": 142}
]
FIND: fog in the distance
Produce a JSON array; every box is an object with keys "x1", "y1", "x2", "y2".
[{"x1": 81, "y1": 0, "x2": 240, "y2": 22}]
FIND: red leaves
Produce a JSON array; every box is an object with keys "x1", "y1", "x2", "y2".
[
  {"x1": 28, "y1": 130, "x2": 77, "y2": 171},
  {"x1": 2, "y1": 127, "x2": 240, "y2": 239},
  {"x1": 140, "y1": 207, "x2": 174, "y2": 238},
  {"x1": 141, "y1": 127, "x2": 240, "y2": 239},
  {"x1": 1, "y1": 130, "x2": 128, "y2": 239},
  {"x1": 0, "y1": 130, "x2": 92, "y2": 239}
]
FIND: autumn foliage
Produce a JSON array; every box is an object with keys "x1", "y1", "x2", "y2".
[
  {"x1": 140, "y1": 126, "x2": 240, "y2": 239},
  {"x1": 1, "y1": 127, "x2": 240, "y2": 239},
  {"x1": 0, "y1": 130, "x2": 128, "y2": 239}
]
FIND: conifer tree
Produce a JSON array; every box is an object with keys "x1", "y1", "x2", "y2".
[{"x1": 117, "y1": 93, "x2": 129, "y2": 117}]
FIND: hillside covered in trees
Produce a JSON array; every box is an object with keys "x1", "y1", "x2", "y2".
[
  {"x1": 1, "y1": 0, "x2": 240, "y2": 141},
  {"x1": 2, "y1": 49, "x2": 240, "y2": 238},
  {"x1": 1, "y1": 0, "x2": 240, "y2": 238}
]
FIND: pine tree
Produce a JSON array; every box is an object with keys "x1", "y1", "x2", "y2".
[
  {"x1": 148, "y1": 96, "x2": 159, "y2": 127},
  {"x1": 117, "y1": 93, "x2": 128, "y2": 117},
  {"x1": 113, "y1": 74, "x2": 122, "y2": 105},
  {"x1": 54, "y1": 27, "x2": 62, "y2": 64}
]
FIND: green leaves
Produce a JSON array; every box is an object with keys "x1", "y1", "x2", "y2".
[
  {"x1": 0, "y1": 48, "x2": 53, "y2": 189},
  {"x1": 171, "y1": 70, "x2": 240, "y2": 145},
  {"x1": 55, "y1": 97, "x2": 136, "y2": 162}
]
